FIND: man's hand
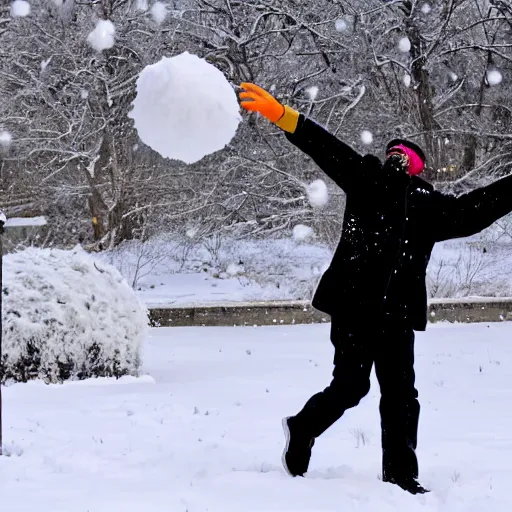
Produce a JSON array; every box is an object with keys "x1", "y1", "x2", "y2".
[
  {"x1": 238, "y1": 82, "x2": 299, "y2": 133},
  {"x1": 239, "y1": 82, "x2": 285, "y2": 122}
]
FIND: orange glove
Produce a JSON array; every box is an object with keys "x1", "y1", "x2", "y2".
[{"x1": 239, "y1": 82, "x2": 299, "y2": 133}]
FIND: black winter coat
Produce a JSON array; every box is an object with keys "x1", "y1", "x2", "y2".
[{"x1": 286, "y1": 115, "x2": 512, "y2": 331}]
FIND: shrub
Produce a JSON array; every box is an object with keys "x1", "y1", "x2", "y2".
[{"x1": 1, "y1": 246, "x2": 148, "y2": 383}]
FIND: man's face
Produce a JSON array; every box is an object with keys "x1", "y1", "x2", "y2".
[{"x1": 385, "y1": 148, "x2": 410, "y2": 174}]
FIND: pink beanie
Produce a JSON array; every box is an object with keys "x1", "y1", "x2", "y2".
[{"x1": 388, "y1": 144, "x2": 425, "y2": 176}]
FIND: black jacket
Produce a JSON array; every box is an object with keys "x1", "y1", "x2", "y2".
[{"x1": 286, "y1": 115, "x2": 512, "y2": 331}]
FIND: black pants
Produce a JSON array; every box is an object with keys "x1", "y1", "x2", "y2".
[{"x1": 293, "y1": 318, "x2": 420, "y2": 480}]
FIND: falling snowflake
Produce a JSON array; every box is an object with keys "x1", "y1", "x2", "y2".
[
  {"x1": 306, "y1": 86, "x2": 319, "y2": 101},
  {"x1": 151, "y1": 2, "x2": 167, "y2": 24},
  {"x1": 335, "y1": 19, "x2": 348, "y2": 32},
  {"x1": 0, "y1": 131, "x2": 13, "y2": 147},
  {"x1": 306, "y1": 179, "x2": 328, "y2": 208},
  {"x1": 398, "y1": 37, "x2": 411, "y2": 53},
  {"x1": 361, "y1": 131, "x2": 373, "y2": 145},
  {"x1": 487, "y1": 70, "x2": 503, "y2": 86},
  {"x1": 11, "y1": 0, "x2": 31, "y2": 17},
  {"x1": 293, "y1": 225, "x2": 314, "y2": 242}
]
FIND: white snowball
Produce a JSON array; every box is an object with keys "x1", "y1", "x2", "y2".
[
  {"x1": 335, "y1": 19, "x2": 348, "y2": 32},
  {"x1": 128, "y1": 52, "x2": 241, "y2": 164},
  {"x1": 448, "y1": 71, "x2": 458, "y2": 82},
  {"x1": 403, "y1": 74, "x2": 411, "y2": 87},
  {"x1": 11, "y1": 0, "x2": 30, "y2": 17},
  {"x1": 421, "y1": 3, "x2": 432, "y2": 14},
  {"x1": 293, "y1": 224, "x2": 314, "y2": 242},
  {"x1": 361, "y1": 130, "x2": 373, "y2": 145},
  {"x1": 151, "y1": 1, "x2": 167, "y2": 24},
  {"x1": 306, "y1": 179, "x2": 329, "y2": 208},
  {"x1": 0, "y1": 131, "x2": 13, "y2": 147},
  {"x1": 80, "y1": 89, "x2": 89, "y2": 99},
  {"x1": 487, "y1": 69, "x2": 503, "y2": 86},
  {"x1": 226, "y1": 263, "x2": 244, "y2": 276},
  {"x1": 306, "y1": 86, "x2": 319, "y2": 101},
  {"x1": 87, "y1": 20, "x2": 116, "y2": 52}
]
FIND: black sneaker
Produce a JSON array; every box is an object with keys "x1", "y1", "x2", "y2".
[
  {"x1": 384, "y1": 475, "x2": 430, "y2": 495},
  {"x1": 281, "y1": 416, "x2": 315, "y2": 477}
]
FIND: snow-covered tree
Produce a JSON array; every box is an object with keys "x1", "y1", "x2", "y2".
[{"x1": 0, "y1": 1, "x2": 510, "y2": 250}]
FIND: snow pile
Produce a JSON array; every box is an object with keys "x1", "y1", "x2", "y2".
[
  {"x1": 306, "y1": 179, "x2": 328, "y2": 207},
  {"x1": 150, "y1": 1, "x2": 167, "y2": 24},
  {"x1": 129, "y1": 52, "x2": 242, "y2": 164},
  {"x1": 398, "y1": 37, "x2": 411, "y2": 53},
  {"x1": 293, "y1": 224, "x2": 314, "y2": 242},
  {"x1": 87, "y1": 20, "x2": 116, "y2": 52},
  {"x1": 11, "y1": 0, "x2": 30, "y2": 17},
  {"x1": 1, "y1": 247, "x2": 148, "y2": 383},
  {"x1": 361, "y1": 130, "x2": 373, "y2": 144},
  {"x1": 487, "y1": 69, "x2": 503, "y2": 86},
  {"x1": 0, "y1": 130, "x2": 13, "y2": 147}
]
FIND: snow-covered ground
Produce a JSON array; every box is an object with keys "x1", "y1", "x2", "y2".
[
  {"x1": 96, "y1": 230, "x2": 512, "y2": 307},
  {"x1": 3, "y1": 321, "x2": 512, "y2": 511}
]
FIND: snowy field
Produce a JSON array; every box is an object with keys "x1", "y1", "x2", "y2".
[
  {"x1": 2, "y1": 321, "x2": 512, "y2": 511},
  {"x1": 96, "y1": 230, "x2": 512, "y2": 307}
]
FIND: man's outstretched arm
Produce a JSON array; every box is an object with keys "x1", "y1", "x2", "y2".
[
  {"x1": 239, "y1": 82, "x2": 363, "y2": 192},
  {"x1": 430, "y1": 172, "x2": 512, "y2": 242}
]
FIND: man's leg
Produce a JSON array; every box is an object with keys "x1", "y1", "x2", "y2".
[
  {"x1": 282, "y1": 320, "x2": 373, "y2": 476},
  {"x1": 374, "y1": 323, "x2": 427, "y2": 494}
]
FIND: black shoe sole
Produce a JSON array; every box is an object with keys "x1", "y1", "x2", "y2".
[{"x1": 281, "y1": 416, "x2": 295, "y2": 477}]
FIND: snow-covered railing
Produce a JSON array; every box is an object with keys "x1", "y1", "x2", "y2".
[{"x1": 3, "y1": 216, "x2": 47, "y2": 228}]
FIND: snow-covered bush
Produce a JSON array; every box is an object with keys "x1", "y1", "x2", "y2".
[{"x1": 1, "y1": 247, "x2": 148, "y2": 383}]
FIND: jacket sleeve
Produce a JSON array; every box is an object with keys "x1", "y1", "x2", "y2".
[
  {"x1": 431, "y1": 173, "x2": 512, "y2": 242},
  {"x1": 285, "y1": 114, "x2": 363, "y2": 193}
]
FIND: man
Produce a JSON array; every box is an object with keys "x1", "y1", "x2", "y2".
[{"x1": 238, "y1": 82, "x2": 512, "y2": 494}]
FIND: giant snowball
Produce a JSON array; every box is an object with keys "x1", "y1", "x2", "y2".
[
  {"x1": 1, "y1": 247, "x2": 148, "y2": 383},
  {"x1": 129, "y1": 52, "x2": 242, "y2": 164}
]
